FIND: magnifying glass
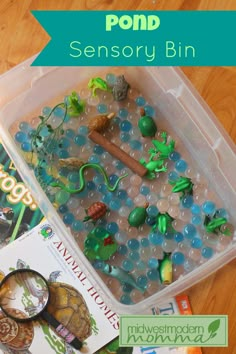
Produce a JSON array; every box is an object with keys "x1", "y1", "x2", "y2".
[{"x1": 0, "y1": 269, "x2": 82, "y2": 350}]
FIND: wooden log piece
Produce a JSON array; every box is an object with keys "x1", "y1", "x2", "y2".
[{"x1": 88, "y1": 130, "x2": 148, "y2": 177}]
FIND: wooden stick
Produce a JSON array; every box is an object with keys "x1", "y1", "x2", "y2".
[{"x1": 88, "y1": 130, "x2": 148, "y2": 177}]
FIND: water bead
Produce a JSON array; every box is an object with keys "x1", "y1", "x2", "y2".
[
  {"x1": 42, "y1": 106, "x2": 51, "y2": 115},
  {"x1": 174, "y1": 232, "x2": 184, "y2": 243},
  {"x1": 191, "y1": 237, "x2": 203, "y2": 249},
  {"x1": 127, "y1": 186, "x2": 139, "y2": 198},
  {"x1": 175, "y1": 159, "x2": 188, "y2": 173},
  {"x1": 63, "y1": 212, "x2": 75, "y2": 225},
  {"x1": 122, "y1": 259, "x2": 134, "y2": 272},
  {"x1": 130, "y1": 290, "x2": 144, "y2": 303},
  {"x1": 127, "y1": 239, "x2": 140, "y2": 251},
  {"x1": 109, "y1": 199, "x2": 122, "y2": 211},
  {"x1": 72, "y1": 220, "x2": 84, "y2": 232},
  {"x1": 93, "y1": 144, "x2": 104, "y2": 155},
  {"x1": 129, "y1": 251, "x2": 140, "y2": 261},
  {"x1": 169, "y1": 151, "x2": 181, "y2": 161},
  {"x1": 147, "y1": 205, "x2": 159, "y2": 217},
  {"x1": 106, "y1": 222, "x2": 119, "y2": 234},
  {"x1": 168, "y1": 206, "x2": 180, "y2": 219},
  {"x1": 106, "y1": 73, "x2": 116, "y2": 86},
  {"x1": 136, "y1": 275, "x2": 148, "y2": 289},
  {"x1": 180, "y1": 209, "x2": 192, "y2": 222},
  {"x1": 141, "y1": 238, "x2": 149, "y2": 247},
  {"x1": 145, "y1": 216, "x2": 156, "y2": 226},
  {"x1": 183, "y1": 224, "x2": 197, "y2": 239},
  {"x1": 201, "y1": 247, "x2": 214, "y2": 259},
  {"x1": 184, "y1": 258, "x2": 196, "y2": 272},
  {"x1": 214, "y1": 208, "x2": 228, "y2": 218},
  {"x1": 122, "y1": 283, "x2": 134, "y2": 293},
  {"x1": 113, "y1": 160, "x2": 125, "y2": 170},
  {"x1": 120, "y1": 120, "x2": 132, "y2": 132},
  {"x1": 168, "y1": 193, "x2": 180, "y2": 205},
  {"x1": 97, "y1": 103, "x2": 107, "y2": 114},
  {"x1": 130, "y1": 175, "x2": 142, "y2": 187},
  {"x1": 148, "y1": 258, "x2": 159, "y2": 269},
  {"x1": 151, "y1": 246, "x2": 164, "y2": 259},
  {"x1": 79, "y1": 125, "x2": 89, "y2": 135},
  {"x1": 147, "y1": 269, "x2": 159, "y2": 281},
  {"x1": 129, "y1": 140, "x2": 142, "y2": 150},
  {"x1": 67, "y1": 198, "x2": 80, "y2": 210},
  {"x1": 120, "y1": 132, "x2": 130, "y2": 142},
  {"x1": 126, "y1": 198, "x2": 134, "y2": 208},
  {"x1": 146, "y1": 193, "x2": 158, "y2": 205},
  {"x1": 93, "y1": 260, "x2": 106, "y2": 270},
  {"x1": 21, "y1": 142, "x2": 32, "y2": 152},
  {"x1": 65, "y1": 129, "x2": 75, "y2": 139},
  {"x1": 135, "y1": 96, "x2": 146, "y2": 106},
  {"x1": 136, "y1": 260, "x2": 147, "y2": 271},
  {"x1": 15, "y1": 131, "x2": 27, "y2": 143},
  {"x1": 68, "y1": 171, "x2": 80, "y2": 183},
  {"x1": 115, "y1": 231, "x2": 128, "y2": 244},
  {"x1": 156, "y1": 199, "x2": 169, "y2": 213},
  {"x1": 58, "y1": 204, "x2": 68, "y2": 214},
  {"x1": 55, "y1": 190, "x2": 70, "y2": 205},
  {"x1": 192, "y1": 215, "x2": 202, "y2": 225},
  {"x1": 58, "y1": 149, "x2": 69, "y2": 159},
  {"x1": 181, "y1": 195, "x2": 194, "y2": 209},
  {"x1": 140, "y1": 185, "x2": 150, "y2": 196},
  {"x1": 94, "y1": 173, "x2": 105, "y2": 185},
  {"x1": 118, "y1": 108, "x2": 128, "y2": 119},
  {"x1": 168, "y1": 171, "x2": 179, "y2": 182},
  {"x1": 189, "y1": 248, "x2": 202, "y2": 262},
  {"x1": 191, "y1": 204, "x2": 201, "y2": 215},
  {"x1": 19, "y1": 122, "x2": 32, "y2": 133},
  {"x1": 144, "y1": 105, "x2": 155, "y2": 117},
  {"x1": 140, "y1": 248, "x2": 151, "y2": 261},
  {"x1": 171, "y1": 252, "x2": 185, "y2": 266},
  {"x1": 162, "y1": 239, "x2": 176, "y2": 253},
  {"x1": 149, "y1": 232, "x2": 163, "y2": 246},
  {"x1": 202, "y1": 201, "x2": 216, "y2": 215},
  {"x1": 120, "y1": 294, "x2": 133, "y2": 305},
  {"x1": 161, "y1": 184, "x2": 172, "y2": 197},
  {"x1": 74, "y1": 134, "x2": 87, "y2": 146},
  {"x1": 117, "y1": 244, "x2": 128, "y2": 255}
]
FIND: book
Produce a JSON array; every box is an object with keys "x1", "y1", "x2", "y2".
[
  {"x1": 96, "y1": 295, "x2": 202, "y2": 354},
  {"x1": 0, "y1": 221, "x2": 119, "y2": 354},
  {"x1": 0, "y1": 140, "x2": 44, "y2": 246}
]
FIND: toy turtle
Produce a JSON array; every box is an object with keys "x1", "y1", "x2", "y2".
[{"x1": 0, "y1": 308, "x2": 34, "y2": 352}]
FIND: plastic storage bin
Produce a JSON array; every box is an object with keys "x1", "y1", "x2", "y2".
[{"x1": 0, "y1": 56, "x2": 235, "y2": 314}]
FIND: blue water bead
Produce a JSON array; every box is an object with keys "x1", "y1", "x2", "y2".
[
  {"x1": 42, "y1": 106, "x2": 51, "y2": 115},
  {"x1": 191, "y1": 237, "x2": 203, "y2": 249},
  {"x1": 117, "y1": 189, "x2": 127, "y2": 200},
  {"x1": 169, "y1": 151, "x2": 181, "y2": 161},
  {"x1": 120, "y1": 294, "x2": 133, "y2": 305},
  {"x1": 113, "y1": 116, "x2": 121, "y2": 125},
  {"x1": 140, "y1": 185, "x2": 150, "y2": 196},
  {"x1": 93, "y1": 144, "x2": 104, "y2": 155},
  {"x1": 15, "y1": 131, "x2": 27, "y2": 143},
  {"x1": 136, "y1": 275, "x2": 148, "y2": 289},
  {"x1": 114, "y1": 160, "x2": 125, "y2": 170},
  {"x1": 127, "y1": 239, "x2": 140, "y2": 251},
  {"x1": 58, "y1": 204, "x2": 68, "y2": 214},
  {"x1": 106, "y1": 73, "x2": 116, "y2": 86},
  {"x1": 202, "y1": 201, "x2": 216, "y2": 215},
  {"x1": 129, "y1": 140, "x2": 142, "y2": 150},
  {"x1": 97, "y1": 183, "x2": 107, "y2": 193},
  {"x1": 54, "y1": 106, "x2": 65, "y2": 117},
  {"x1": 79, "y1": 125, "x2": 89, "y2": 135},
  {"x1": 145, "y1": 216, "x2": 156, "y2": 226},
  {"x1": 126, "y1": 198, "x2": 134, "y2": 208},
  {"x1": 147, "y1": 269, "x2": 159, "y2": 281},
  {"x1": 144, "y1": 105, "x2": 155, "y2": 117},
  {"x1": 122, "y1": 283, "x2": 134, "y2": 293},
  {"x1": 141, "y1": 238, "x2": 149, "y2": 247},
  {"x1": 74, "y1": 134, "x2": 86, "y2": 146},
  {"x1": 88, "y1": 155, "x2": 100, "y2": 164},
  {"x1": 102, "y1": 193, "x2": 113, "y2": 204},
  {"x1": 168, "y1": 171, "x2": 179, "y2": 182},
  {"x1": 192, "y1": 215, "x2": 202, "y2": 226},
  {"x1": 214, "y1": 208, "x2": 228, "y2": 218},
  {"x1": 21, "y1": 142, "x2": 32, "y2": 152},
  {"x1": 174, "y1": 232, "x2": 184, "y2": 242},
  {"x1": 147, "y1": 205, "x2": 159, "y2": 217},
  {"x1": 58, "y1": 149, "x2": 69, "y2": 159},
  {"x1": 120, "y1": 120, "x2": 132, "y2": 132},
  {"x1": 183, "y1": 224, "x2": 197, "y2": 239},
  {"x1": 97, "y1": 103, "x2": 107, "y2": 114},
  {"x1": 109, "y1": 174, "x2": 119, "y2": 184},
  {"x1": 19, "y1": 122, "x2": 32, "y2": 133},
  {"x1": 93, "y1": 260, "x2": 106, "y2": 270},
  {"x1": 63, "y1": 213, "x2": 75, "y2": 225},
  {"x1": 175, "y1": 159, "x2": 188, "y2": 173},
  {"x1": 136, "y1": 260, "x2": 146, "y2": 270},
  {"x1": 164, "y1": 231, "x2": 174, "y2": 240},
  {"x1": 191, "y1": 204, "x2": 201, "y2": 215},
  {"x1": 65, "y1": 129, "x2": 75, "y2": 139},
  {"x1": 202, "y1": 247, "x2": 214, "y2": 259},
  {"x1": 87, "y1": 181, "x2": 96, "y2": 190},
  {"x1": 117, "y1": 245, "x2": 128, "y2": 256},
  {"x1": 118, "y1": 108, "x2": 129, "y2": 118},
  {"x1": 129, "y1": 251, "x2": 140, "y2": 261},
  {"x1": 172, "y1": 252, "x2": 185, "y2": 265},
  {"x1": 93, "y1": 173, "x2": 105, "y2": 185},
  {"x1": 68, "y1": 171, "x2": 80, "y2": 183},
  {"x1": 122, "y1": 259, "x2": 134, "y2": 272},
  {"x1": 135, "y1": 96, "x2": 146, "y2": 106},
  {"x1": 58, "y1": 137, "x2": 70, "y2": 149},
  {"x1": 181, "y1": 195, "x2": 194, "y2": 209},
  {"x1": 72, "y1": 220, "x2": 84, "y2": 232},
  {"x1": 149, "y1": 232, "x2": 163, "y2": 245},
  {"x1": 120, "y1": 132, "x2": 130, "y2": 142},
  {"x1": 109, "y1": 199, "x2": 121, "y2": 211},
  {"x1": 148, "y1": 258, "x2": 159, "y2": 269},
  {"x1": 106, "y1": 222, "x2": 119, "y2": 234}
]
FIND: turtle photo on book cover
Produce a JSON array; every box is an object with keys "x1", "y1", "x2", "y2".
[{"x1": 0, "y1": 140, "x2": 44, "y2": 246}]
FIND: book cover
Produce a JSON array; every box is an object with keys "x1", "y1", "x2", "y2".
[
  {"x1": 97, "y1": 295, "x2": 202, "y2": 354},
  {"x1": 0, "y1": 140, "x2": 44, "y2": 246},
  {"x1": 0, "y1": 222, "x2": 119, "y2": 354}
]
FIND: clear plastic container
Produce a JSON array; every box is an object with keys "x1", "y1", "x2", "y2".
[{"x1": 0, "y1": 56, "x2": 235, "y2": 314}]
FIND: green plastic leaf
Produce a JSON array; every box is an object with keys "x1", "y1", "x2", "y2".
[{"x1": 208, "y1": 319, "x2": 220, "y2": 334}]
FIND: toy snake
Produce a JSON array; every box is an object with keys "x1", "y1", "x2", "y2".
[{"x1": 50, "y1": 163, "x2": 128, "y2": 194}]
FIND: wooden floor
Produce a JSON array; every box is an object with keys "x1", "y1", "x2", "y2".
[{"x1": 0, "y1": 1, "x2": 236, "y2": 353}]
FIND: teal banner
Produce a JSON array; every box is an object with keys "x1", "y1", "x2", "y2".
[{"x1": 31, "y1": 11, "x2": 236, "y2": 66}]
